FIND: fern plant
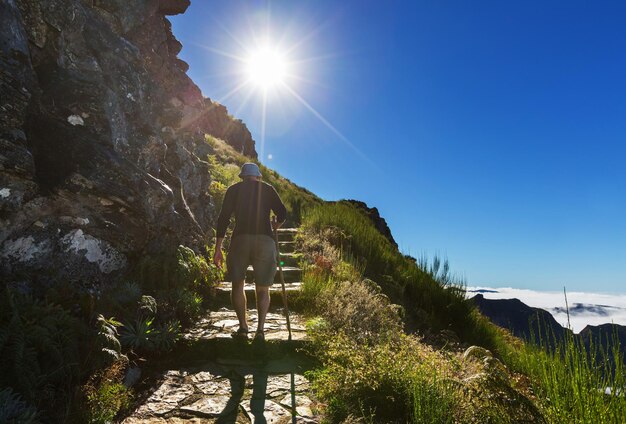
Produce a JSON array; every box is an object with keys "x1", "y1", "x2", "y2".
[
  {"x1": 93, "y1": 315, "x2": 124, "y2": 368},
  {"x1": 0, "y1": 289, "x2": 81, "y2": 411},
  {"x1": 0, "y1": 387, "x2": 39, "y2": 423}
]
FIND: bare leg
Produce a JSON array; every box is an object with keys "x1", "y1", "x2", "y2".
[
  {"x1": 231, "y1": 280, "x2": 248, "y2": 331},
  {"x1": 255, "y1": 285, "x2": 270, "y2": 334}
]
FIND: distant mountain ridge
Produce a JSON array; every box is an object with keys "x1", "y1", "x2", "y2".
[{"x1": 471, "y1": 294, "x2": 626, "y2": 363}]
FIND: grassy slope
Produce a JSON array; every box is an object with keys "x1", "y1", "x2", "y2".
[{"x1": 207, "y1": 136, "x2": 625, "y2": 423}]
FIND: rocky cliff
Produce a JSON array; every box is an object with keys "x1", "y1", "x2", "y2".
[
  {"x1": 0, "y1": 0, "x2": 256, "y2": 291},
  {"x1": 341, "y1": 199, "x2": 397, "y2": 248}
]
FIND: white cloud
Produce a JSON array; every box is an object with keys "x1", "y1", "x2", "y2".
[{"x1": 467, "y1": 286, "x2": 626, "y2": 333}]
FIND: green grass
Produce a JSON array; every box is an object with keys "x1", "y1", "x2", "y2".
[
  {"x1": 298, "y1": 204, "x2": 626, "y2": 423},
  {"x1": 514, "y1": 331, "x2": 626, "y2": 424},
  {"x1": 308, "y1": 320, "x2": 459, "y2": 423},
  {"x1": 301, "y1": 202, "x2": 506, "y2": 351},
  {"x1": 201, "y1": 140, "x2": 626, "y2": 423}
]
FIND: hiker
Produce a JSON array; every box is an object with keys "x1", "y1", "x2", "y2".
[{"x1": 213, "y1": 162, "x2": 287, "y2": 341}]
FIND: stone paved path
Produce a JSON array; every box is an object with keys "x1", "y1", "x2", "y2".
[
  {"x1": 123, "y1": 229, "x2": 320, "y2": 423},
  {"x1": 185, "y1": 308, "x2": 307, "y2": 342}
]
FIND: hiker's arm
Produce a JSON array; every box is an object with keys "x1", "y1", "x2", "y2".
[
  {"x1": 270, "y1": 187, "x2": 287, "y2": 230},
  {"x1": 214, "y1": 236, "x2": 225, "y2": 268},
  {"x1": 216, "y1": 185, "x2": 236, "y2": 238},
  {"x1": 214, "y1": 186, "x2": 236, "y2": 267}
]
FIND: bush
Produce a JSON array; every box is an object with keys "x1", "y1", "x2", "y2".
[
  {"x1": 93, "y1": 314, "x2": 125, "y2": 368},
  {"x1": 120, "y1": 317, "x2": 155, "y2": 352},
  {"x1": 153, "y1": 319, "x2": 181, "y2": 352},
  {"x1": 176, "y1": 245, "x2": 220, "y2": 299},
  {"x1": 0, "y1": 289, "x2": 82, "y2": 412},
  {"x1": 317, "y1": 279, "x2": 403, "y2": 344},
  {"x1": 87, "y1": 382, "x2": 131, "y2": 424},
  {"x1": 0, "y1": 387, "x2": 39, "y2": 423},
  {"x1": 173, "y1": 288, "x2": 203, "y2": 325},
  {"x1": 309, "y1": 332, "x2": 457, "y2": 423},
  {"x1": 83, "y1": 360, "x2": 132, "y2": 424},
  {"x1": 119, "y1": 295, "x2": 180, "y2": 354},
  {"x1": 112, "y1": 281, "x2": 142, "y2": 308}
]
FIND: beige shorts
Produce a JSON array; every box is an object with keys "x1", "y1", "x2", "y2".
[{"x1": 226, "y1": 234, "x2": 277, "y2": 286}]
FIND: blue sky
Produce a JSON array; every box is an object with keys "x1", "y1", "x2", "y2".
[{"x1": 170, "y1": 1, "x2": 626, "y2": 293}]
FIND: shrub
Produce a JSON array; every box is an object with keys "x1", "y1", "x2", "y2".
[
  {"x1": 87, "y1": 382, "x2": 131, "y2": 424},
  {"x1": 153, "y1": 320, "x2": 181, "y2": 352},
  {"x1": 317, "y1": 279, "x2": 403, "y2": 344},
  {"x1": 173, "y1": 288, "x2": 203, "y2": 325},
  {"x1": 83, "y1": 360, "x2": 132, "y2": 424},
  {"x1": 209, "y1": 180, "x2": 228, "y2": 211},
  {"x1": 411, "y1": 371, "x2": 456, "y2": 424},
  {"x1": 0, "y1": 387, "x2": 39, "y2": 423},
  {"x1": 309, "y1": 332, "x2": 457, "y2": 423},
  {"x1": 120, "y1": 317, "x2": 155, "y2": 352},
  {"x1": 0, "y1": 289, "x2": 82, "y2": 412},
  {"x1": 176, "y1": 245, "x2": 219, "y2": 299},
  {"x1": 119, "y1": 295, "x2": 181, "y2": 353},
  {"x1": 112, "y1": 281, "x2": 142, "y2": 308},
  {"x1": 302, "y1": 202, "x2": 504, "y2": 350}
]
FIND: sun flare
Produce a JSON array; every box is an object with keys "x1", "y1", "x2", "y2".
[
  {"x1": 195, "y1": 24, "x2": 364, "y2": 162},
  {"x1": 245, "y1": 47, "x2": 288, "y2": 89}
]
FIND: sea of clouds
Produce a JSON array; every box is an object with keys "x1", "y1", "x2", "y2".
[{"x1": 466, "y1": 286, "x2": 626, "y2": 333}]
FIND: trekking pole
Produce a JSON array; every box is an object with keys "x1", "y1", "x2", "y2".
[{"x1": 273, "y1": 217, "x2": 292, "y2": 342}]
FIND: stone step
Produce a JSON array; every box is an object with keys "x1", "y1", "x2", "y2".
[
  {"x1": 184, "y1": 308, "x2": 308, "y2": 343},
  {"x1": 213, "y1": 282, "x2": 303, "y2": 309},
  {"x1": 246, "y1": 265, "x2": 302, "y2": 284},
  {"x1": 122, "y1": 363, "x2": 319, "y2": 423},
  {"x1": 279, "y1": 252, "x2": 301, "y2": 267},
  {"x1": 277, "y1": 241, "x2": 296, "y2": 253},
  {"x1": 277, "y1": 228, "x2": 298, "y2": 242},
  {"x1": 176, "y1": 309, "x2": 310, "y2": 366}
]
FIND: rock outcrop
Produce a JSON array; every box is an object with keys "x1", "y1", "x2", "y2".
[
  {"x1": 341, "y1": 199, "x2": 397, "y2": 248},
  {"x1": 0, "y1": 0, "x2": 256, "y2": 291}
]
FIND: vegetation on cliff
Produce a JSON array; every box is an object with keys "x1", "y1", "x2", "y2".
[
  {"x1": 1, "y1": 133, "x2": 624, "y2": 422},
  {"x1": 293, "y1": 201, "x2": 626, "y2": 423}
]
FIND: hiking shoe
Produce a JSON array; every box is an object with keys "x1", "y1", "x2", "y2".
[
  {"x1": 253, "y1": 331, "x2": 265, "y2": 343},
  {"x1": 231, "y1": 327, "x2": 249, "y2": 339}
]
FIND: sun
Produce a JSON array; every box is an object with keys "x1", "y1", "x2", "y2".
[
  {"x1": 244, "y1": 47, "x2": 288, "y2": 89},
  {"x1": 195, "y1": 26, "x2": 366, "y2": 162}
]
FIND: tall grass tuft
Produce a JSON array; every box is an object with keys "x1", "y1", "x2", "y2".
[
  {"x1": 516, "y1": 326, "x2": 626, "y2": 423},
  {"x1": 411, "y1": 369, "x2": 456, "y2": 424}
]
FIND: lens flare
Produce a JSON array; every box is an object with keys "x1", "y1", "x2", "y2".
[{"x1": 245, "y1": 47, "x2": 288, "y2": 89}]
